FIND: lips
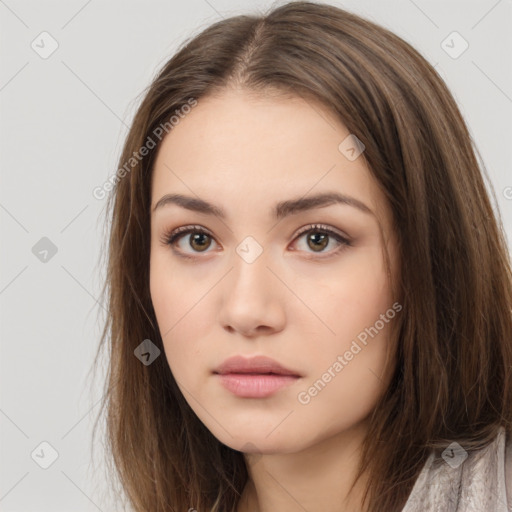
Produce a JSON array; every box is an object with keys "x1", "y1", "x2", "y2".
[
  {"x1": 213, "y1": 355, "x2": 302, "y2": 377},
  {"x1": 213, "y1": 356, "x2": 303, "y2": 398}
]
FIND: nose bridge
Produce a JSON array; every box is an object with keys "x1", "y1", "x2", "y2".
[
  {"x1": 223, "y1": 231, "x2": 284, "y2": 303},
  {"x1": 235, "y1": 234, "x2": 267, "y2": 267},
  {"x1": 230, "y1": 234, "x2": 271, "y2": 288}
]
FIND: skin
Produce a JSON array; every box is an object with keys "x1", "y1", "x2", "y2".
[{"x1": 149, "y1": 87, "x2": 400, "y2": 512}]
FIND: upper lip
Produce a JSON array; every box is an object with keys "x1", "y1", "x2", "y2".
[{"x1": 214, "y1": 355, "x2": 302, "y2": 377}]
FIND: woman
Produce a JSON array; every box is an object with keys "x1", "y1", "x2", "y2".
[{"x1": 93, "y1": 2, "x2": 512, "y2": 511}]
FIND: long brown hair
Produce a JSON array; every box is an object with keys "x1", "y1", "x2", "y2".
[{"x1": 92, "y1": 2, "x2": 512, "y2": 510}]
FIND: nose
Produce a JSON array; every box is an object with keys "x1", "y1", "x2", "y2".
[{"x1": 217, "y1": 242, "x2": 286, "y2": 338}]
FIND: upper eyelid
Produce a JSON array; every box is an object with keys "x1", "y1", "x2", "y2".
[
  {"x1": 295, "y1": 223, "x2": 348, "y2": 239},
  {"x1": 168, "y1": 223, "x2": 348, "y2": 241}
]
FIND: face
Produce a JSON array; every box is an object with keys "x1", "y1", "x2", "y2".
[{"x1": 149, "y1": 87, "x2": 400, "y2": 455}]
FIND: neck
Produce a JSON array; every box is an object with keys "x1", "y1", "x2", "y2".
[{"x1": 237, "y1": 419, "x2": 370, "y2": 512}]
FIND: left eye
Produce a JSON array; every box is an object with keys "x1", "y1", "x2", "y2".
[
  {"x1": 293, "y1": 224, "x2": 351, "y2": 256},
  {"x1": 161, "y1": 223, "x2": 351, "y2": 259}
]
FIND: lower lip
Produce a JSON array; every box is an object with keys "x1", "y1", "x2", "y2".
[{"x1": 216, "y1": 373, "x2": 300, "y2": 398}]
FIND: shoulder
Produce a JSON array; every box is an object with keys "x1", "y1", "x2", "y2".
[
  {"x1": 464, "y1": 426, "x2": 511, "y2": 512},
  {"x1": 402, "y1": 426, "x2": 512, "y2": 512},
  {"x1": 505, "y1": 428, "x2": 512, "y2": 510}
]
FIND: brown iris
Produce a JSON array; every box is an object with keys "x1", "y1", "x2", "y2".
[
  {"x1": 307, "y1": 232, "x2": 329, "y2": 252},
  {"x1": 189, "y1": 232, "x2": 212, "y2": 252}
]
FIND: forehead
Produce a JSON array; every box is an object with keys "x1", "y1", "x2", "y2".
[{"x1": 150, "y1": 89, "x2": 388, "y2": 224}]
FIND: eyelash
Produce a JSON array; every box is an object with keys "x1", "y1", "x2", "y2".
[{"x1": 160, "y1": 223, "x2": 352, "y2": 260}]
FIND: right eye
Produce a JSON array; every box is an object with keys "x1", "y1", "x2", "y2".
[{"x1": 160, "y1": 225, "x2": 218, "y2": 258}]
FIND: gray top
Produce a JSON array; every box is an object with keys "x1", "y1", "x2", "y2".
[{"x1": 402, "y1": 427, "x2": 512, "y2": 511}]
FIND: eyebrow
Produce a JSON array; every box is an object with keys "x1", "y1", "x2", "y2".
[{"x1": 152, "y1": 191, "x2": 373, "y2": 220}]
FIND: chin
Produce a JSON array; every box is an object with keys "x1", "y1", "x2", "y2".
[{"x1": 207, "y1": 421, "x2": 308, "y2": 455}]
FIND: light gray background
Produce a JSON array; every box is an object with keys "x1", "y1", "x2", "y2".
[{"x1": 1, "y1": 0, "x2": 511, "y2": 510}]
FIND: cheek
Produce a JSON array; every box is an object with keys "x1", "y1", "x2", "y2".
[
  {"x1": 297, "y1": 244, "x2": 395, "y2": 342},
  {"x1": 150, "y1": 252, "x2": 220, "y2": 394},
  {"x1": 296, "y1": 246, "x2": 396, "y2": 396},
  {"x1": 291, "y1": 292, "x2": 396, "y2": 445},
  {"x1": 149, "y1": 250, "x2": 202, "y2": 332}
]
